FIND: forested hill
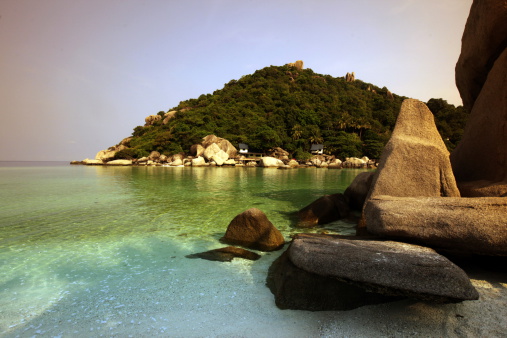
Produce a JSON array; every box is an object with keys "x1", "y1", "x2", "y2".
[{"x1": 114, "y1": 64, "x2": 468, "y2": 161}]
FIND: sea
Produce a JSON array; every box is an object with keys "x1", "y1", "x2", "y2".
[{"x1": 0, "y1": 161, "x2": 368, "y2": 337}]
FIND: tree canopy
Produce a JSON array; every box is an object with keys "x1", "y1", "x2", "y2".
[{"x1": 115, "y1": 65, "x2": 468, "y2": 160}]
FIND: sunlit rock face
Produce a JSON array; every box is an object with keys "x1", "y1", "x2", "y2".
[{"x1": 367, "y1": 99, "x2": 460, "y2": 200}]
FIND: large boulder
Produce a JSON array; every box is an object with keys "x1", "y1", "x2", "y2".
[
  {"x1": 344, "y1": 171, "x2": 375, "y2": 210},
  {"x1": 259, "y1": 157, "x2": 284, "y2": 168},
  {"x1": 455, "y1": 0, "x2": 507, "y2": 111},
  {"x1": 95, "y1": 149, "x2": 116, "y2": 162},
  {"x1": 297, "y1": 193, "x2": 349, "y2": 227},
  {"x1": 148, "y1": 151, "x2": 161, "y2": 161},
  {"x1": 221, "y1": 208, "x2": 285, "y2": 252},
  {"x1": 287, "y1": 234, "x2": 479, "y2": 302},
  {"x1": 203, "y1": 143, "x2": 222, "y2": 161},
  {"x1": 364, "y1": 196, "x2": 507, "y2": 256},
  {"x1": 202, "y1": 135, "x2": 237, "y2": 158},
  {"x1": 210, "y1": 149, "x2": 229, "y2": 166},
  {"x1": 367, "y1": 99, "x2": 460, "y2": 199},
  {"x1": 267, "y1": 250, "x2": 399, "y2": 311},
  {"x1": 267, "y1": 147, "x2": 290, "y2": 160},
  {"x1": 451, "y1": 48, "x2": 507, "y2": 188},
  {"x1": 191, "y1": 156, "x2": 206, "y2": 167}
]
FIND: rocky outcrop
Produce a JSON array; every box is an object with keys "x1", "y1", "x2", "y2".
[
  {"x1": 367, "y1": 99, "x2": 461, "y2": 199},
  {"x1": 186, "y1": 246, "x2": 261, "y2": 262},
  {"x1": 287, "y1": 234, "x2": 479, "y2": 302},
  {"x1": 148, "y1": 151, "x2": 161, "y2": 161},
  {"x1": 95, "y1": 149, "x2": 116, "y2": 162},
  {"x1": 344, "y1": 171, "x2": 375, "y2": 210},
  {"x1": 162, "y1": 110, "x2": 177, "y2": 124},
  {"x1": 297, "y1": 194, "x2": 349, "y2": 227},
  {"x1": 287, "y1": 60, "x2": 304, "y2": 71},
  {"x1": 259, "y1": 157, "x2": 283, "y2": 168},
  {"x1": 345, "y1": 72, "x2": 355, "y2": 82},
  {"x1": 364, "y1": 196, "x2": 507, "y2": 256},
  {"x1": 455, "y1": 0, "x2": 507, "y2": 111},
  {"x1": 221, "y1": 208, "x2": 285, "y2": 251}
]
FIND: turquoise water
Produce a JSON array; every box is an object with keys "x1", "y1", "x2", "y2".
[{"x1": 0, "y1": 162, "x2": 367, "y2": 336}]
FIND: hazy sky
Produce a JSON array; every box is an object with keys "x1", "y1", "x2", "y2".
[{"x1": 0, "y1": 0, "x2": 472, "y2": 161}]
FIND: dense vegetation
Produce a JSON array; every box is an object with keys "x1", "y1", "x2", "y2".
[{"x1": 115, "y1": 65, "x2": 468, "y2": 161}]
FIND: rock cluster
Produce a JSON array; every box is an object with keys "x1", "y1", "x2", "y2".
[{"x1": 286, "y1": 60, "x2": 304, "y2": 71}]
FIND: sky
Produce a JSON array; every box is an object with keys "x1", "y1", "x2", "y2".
[{"x1": 0, "y1": 0, "x2": 473, "y2": 161}]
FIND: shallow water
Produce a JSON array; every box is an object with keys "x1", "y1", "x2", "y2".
[{"x1": 0, "y1": 162, "x2": 368, "y2": 336}]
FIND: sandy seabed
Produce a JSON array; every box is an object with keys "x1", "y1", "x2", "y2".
[{"x1": 1, "y1": 242, "x2": 506, "y2": 338}]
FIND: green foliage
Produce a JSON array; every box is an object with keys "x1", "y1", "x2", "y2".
[
  {"x1": 427, "y1": 98, "x2": 469, "y2": 151},
  {"x1": 112, "y1": 65, "x2": 468, "y2": 160},
  {"x1": 293, "y1": 148, "x2": 312, "y2": 161}
]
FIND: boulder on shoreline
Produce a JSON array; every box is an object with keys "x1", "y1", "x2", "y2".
[
  {"x1": 221, "y1": 208, "x2": 285, "y2": 251},
  {"x1": 364, "y1": 196, "x2": 507, "y2": 256},
  {"x1": 287, "y1": 234, "x2": 478, "y2": 302},
  {"x1": 186, "y1": 246, "x2": 261, "y2": 262},
  {"x1": 367, "y1": 99, "x2": 460, "y2": 200}
]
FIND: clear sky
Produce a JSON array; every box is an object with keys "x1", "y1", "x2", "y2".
[{"x1": 0, "y1": 0, "x2": 472, "y2": 161}]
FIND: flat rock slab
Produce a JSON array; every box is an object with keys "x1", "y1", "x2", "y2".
[
  {"x1": 364, "y1": 196, "x2": 507, "y2": 256},
  {"x1": 186, "y1": 246, "x2": 261, "y2": 262},
  {"x1": 288, "y1": 234, "x2": 479, "y2": 302}
]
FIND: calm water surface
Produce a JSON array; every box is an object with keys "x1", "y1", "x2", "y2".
[{"x1": 0, "y1": 162, "x2": 368, "y2": 336}]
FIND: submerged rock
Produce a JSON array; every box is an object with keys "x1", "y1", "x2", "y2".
[
  {"x1": 287, "y1": 234, "x2": 479, "y2": 302},
  {"x1": 186, "y1": 246, "x2": 261, "y2": 262},
  {"x1": 364, "y1": 196, "x2": 507, "y2": 256},
  {"x1": 222, "y1": 208, "x2": 285, "y2": 251}
]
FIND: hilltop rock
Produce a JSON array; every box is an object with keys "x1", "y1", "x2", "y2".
[
  {"x1": 455, "y1": 0, "x2": 507, "y2": 111},
  {"x1": 222, "y1": 208, "x2": 285, "y2": 252},
  {"x1": 364, "y1": 196, "x2": 507, "y2": 256},
  {"x1": 345, "y1": 72, "x2": 355, "y2": 82},
  {"x1": 288, "y1": 234, "x2": 479, "y2": 302},
  {"x1": 367, "y1": 99, "x2": 460, "y2": 199},
  {"x1": 144, "y1": 114, "x2": 161, "y2": 126},
  {"x1": 297, "y1": 194, "x2": 349, "y2": 227},
  {"x1": 287, "y1": 60, "x2": 304, "y2": 71}
]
